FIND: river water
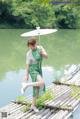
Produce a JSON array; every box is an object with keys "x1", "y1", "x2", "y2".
[{"x1": 0, "y1": 67, "x2": 54, "y2": 108}]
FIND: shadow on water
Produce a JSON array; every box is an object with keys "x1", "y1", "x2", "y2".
[{"x1": 0, "y1": 66, "x2": 55, "y2": 108}]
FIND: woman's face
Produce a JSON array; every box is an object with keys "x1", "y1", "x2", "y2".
[{"x1": 29, "y1": 44, "x2": 36, "y2": 50}]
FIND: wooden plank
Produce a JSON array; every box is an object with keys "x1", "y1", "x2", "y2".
[
  {"x1": 45, "y1": 104, "x2": 73, "y2": 111},
  {"x1": 49, "y1": 100, "x2": 61, "y2": 107},
  {"x1": 70, "y1": 99, "x2": 79, "y2": 108},
  {"x1": 64, "y1": 112, "x2": 73, "y2": 119},
  {"x1": 45, "y1": 95, "x2": 77, "y2": 111},
  {"x1": 7, "y1": 104, "x2": 22, "y2": 115},
  {"x1": 59, "y1": 96, "x2": 71, "y2": 106},
  {"x1": 63, "y1": 95, "x2": 79, "y2": 108},
  {"x1": 1, "y1": 82, "x2": 80, "y2": 119},
  {"x1": 64, "y1": 103, "x2": 80, "y2": 119},
  {"x1": 47, "y1": 110, "x2": 58, "y2": 119},
  {"x1": 45, "y1": 97, "x2": 72, "y2": 110},
  {"x1": 11, "y1": 100, "x2": 31, "y2": 106},
  {"x1": 7, "y1": 110, "x2": 23, "y2": 119},
  {"x1": 0, "y1": 103, "x2": 19, "y2": 117},
  {"x1": 0, "y1": 103, "x2": 14, "y2": 111},
  {"x1": 41, "y1": 110, "x2": 54, "y2": 119},
  {"x1": 15, "y1": 110, "x2": 33, "y2": 119},
  {"x1": 61, "y1": 97, "x2": 74, "y2": 107},
  {"x1": 45, "y1": 88, "x2": 71, "y2": 107},
  {"x1": 49, "y1": 110, "x2": 64, "y2": 119},
  {"x1": 9, "y1": 105, "x2": 25, "y2": 115},
  {"x1": 53, "y1": 81, "x2": 78, "y2": 87},
  {"x1": 52, "y1": 96, "x2": 71, "y2": 110},
  {"x1": 50, "y1": 110, "x2": 68, "y2": 119},
  {"x1": 36, "y1": 109, "x2": 50, "y2": 118},
  {"x1": 51, "y1": 97, "x2": 79, "y2": 112},
  {"x1": 21, "y1": 111, "x2": 35, "y2": 119},
  {"x1": 55, "y1": 88, "x2": 71, "y2": 98}
]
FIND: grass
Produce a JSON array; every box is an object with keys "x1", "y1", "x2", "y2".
[
  {"x1": 16, "y1": 89, "x2": 55, "y2": 112},
  {"x1": 70, "y1": 85, "x2": 80, "y2": 100},
  {"x1": 36, "y1": 89, "x2": 55, "y2": 109},
  {"x1": 16, "y1": 96, "x2": 27, "y2": 103},
  {"x1": 0, "y1": 29, "x2": 80, "y2": 78},
  {"x1": 16, "y1": 96, "x2": 31, "y2": 112}
]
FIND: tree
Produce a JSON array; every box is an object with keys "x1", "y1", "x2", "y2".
[
  {"x1": 0, "y1": 0, "x2": 80, "y2": 29},
  {"x1": 54, "y1": 5, "x2": 78, "y2": 28}
]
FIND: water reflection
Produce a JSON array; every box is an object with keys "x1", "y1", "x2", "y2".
[{"x1": 0, "y1": 66, "x2": 54, "y2": 108}]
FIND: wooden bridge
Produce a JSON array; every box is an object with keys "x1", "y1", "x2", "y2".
[{"x1": 0, "y1": 64, "x2": 80, "y2": 119}]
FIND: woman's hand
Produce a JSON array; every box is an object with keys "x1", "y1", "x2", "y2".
[
  {"x1": 40, "y1": 50, "x2": 48, "y2": 59},
  {"x1": 25, "y1": 64, "x2": 29, "y2": 81},
  {"x1": 25, "y1": 75, "x2": 29, "y2": 81}
]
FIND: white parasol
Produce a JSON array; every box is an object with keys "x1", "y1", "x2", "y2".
[{"x1": 21, "y1": 27, "x2": 57, "y2": 44}]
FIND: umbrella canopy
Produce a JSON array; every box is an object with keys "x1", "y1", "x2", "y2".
[{"x1": 21, "y1": 29, "x2": 57, "y2": 37}]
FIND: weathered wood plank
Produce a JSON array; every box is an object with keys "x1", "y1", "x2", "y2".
[
  {"x1": 50, "y1": 110, "x2": 68, "y2": 119},
  {"x1": 15, "y1": 110, "x2": 32, "y2": 119},
  {"x1": 0, "y1": 82, "x2": 80, "y2": 119},
  {"x1": 21, "y1": 110, "x2": 35, "y2": 119},
  {"x1": 0, "y1": 103, "x2": 14, "y2": 111}
]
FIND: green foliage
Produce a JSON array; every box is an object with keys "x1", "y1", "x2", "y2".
[
  {"x1": 0, "y1": 1, "x2": 12, "y2": 21},
  {"x1": 0, "y1": 0, "x2": 80, "y2": 28},
  {"x1": 12, "y1": 1, "x2": 33, "y2": 28},
  {"x1": 36, "y1": 89, "x2": 55, "y2": 108},
  {"x1": 54, "y1": 5, "x2": 78, "y2": 28},
  {"x1": 16, "y1": 89, "x2": 55, "y2": 112},
  {"x1": 16, "y1": 96, "x2": 27, "y2": 103},
  {"x1": 22, "y1": 105, "x2": 30, "y2": 112},
  {"x1": 16, "y1": 96, "x2": 31, "y2": 112},
  {"x1": 70, "y1": 85, "x2": 80, "y2": 100},
  {"x1": 11, "y1": 1, "x2": 53, "y2": 28}
]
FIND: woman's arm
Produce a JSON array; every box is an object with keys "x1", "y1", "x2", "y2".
[
  {"x1": 40, "y1": 46, "x2": 48, "y2": 59},
  {"x1": 25, "y1": 52, "x2": 30, "y2": 80},
  {"x1": 25, "y1": 64, "x2": 29, "y2": 80}
]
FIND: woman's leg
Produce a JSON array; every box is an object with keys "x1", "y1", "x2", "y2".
[
  {"x1": 36, "y1": 86, "x2": 39, "y2": 98},
  {"x1": 32, "y1": 95, "x2": 36, "y2": 106},
  {"x1": 31, "y1": 75, "x2": 44, "y2": 106},
  {"x1": 31, "y1": 95, "x2": 39, "y2": 112},
  {"x1": 30, "y1": 75, "x2": 44, "y2": 112},
  {"x1": 23, "y1": 75, "x2": 45, "y2": 89},
  {"x1": 32, "y1": 86, "x2": 38, "y2": 107}
]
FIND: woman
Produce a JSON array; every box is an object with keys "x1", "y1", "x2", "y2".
[{"x1": 21, "y1": 37, "x2": 48, "y2": 112}]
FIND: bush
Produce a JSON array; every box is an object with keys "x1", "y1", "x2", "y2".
[
  {"x1": 54, "y1": 5, "x2": 78, "y2": 29},
  {"x1": 0, "y1": 1, "x2": 80, "y2": 29}
]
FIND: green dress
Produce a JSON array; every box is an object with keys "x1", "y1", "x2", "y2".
[{"x1": 29, "y1": 47, "x2": 46, "y2": 97}]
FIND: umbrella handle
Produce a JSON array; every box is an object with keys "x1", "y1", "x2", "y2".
[
  {"x1": 36, "y1": 27, "x2": 40, "y2": 45},
  {"x1": 38, "y1": 33, "x2": 40, "y2": 45}
]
